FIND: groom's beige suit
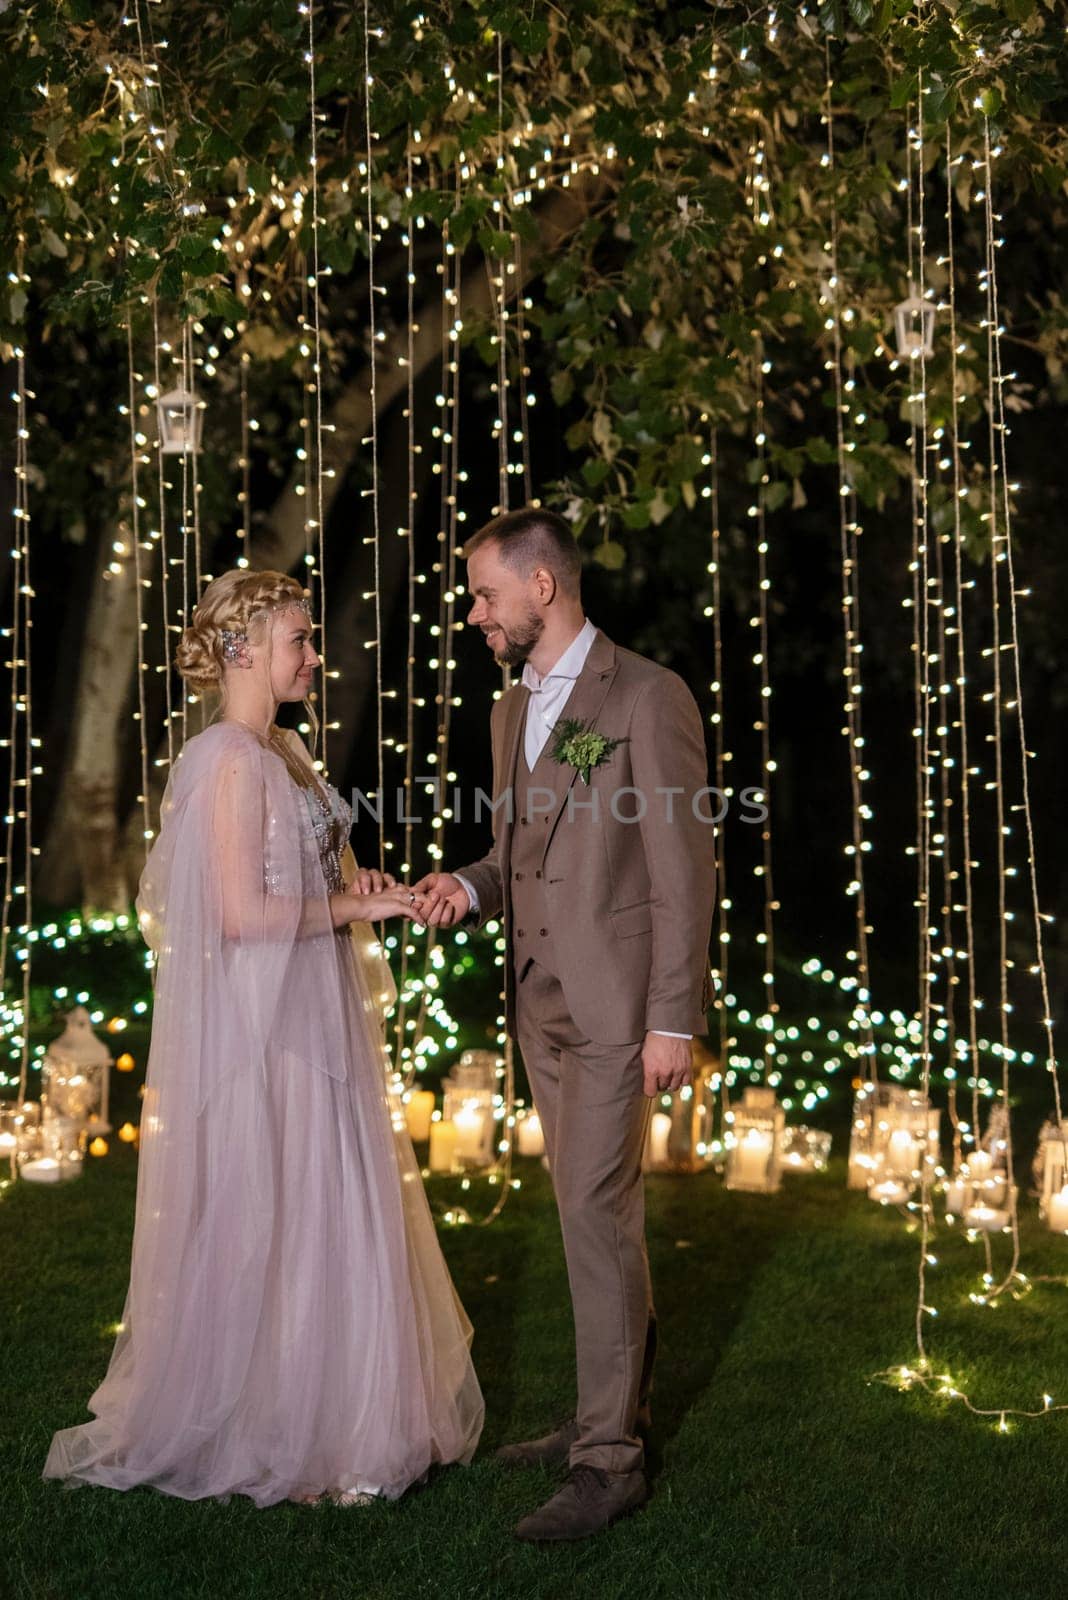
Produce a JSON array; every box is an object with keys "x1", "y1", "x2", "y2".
[{"x1": 457, "y1": 624, "x2": 716, "y2": 1474}]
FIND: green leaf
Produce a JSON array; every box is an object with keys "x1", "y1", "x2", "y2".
[{"x1": 592, "y1": 539, "x2": 627, "y2": 569}]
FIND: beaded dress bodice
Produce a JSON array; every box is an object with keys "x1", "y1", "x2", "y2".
[{"x1": 300, "y1": 778, "x2": 351, "y2": 895}]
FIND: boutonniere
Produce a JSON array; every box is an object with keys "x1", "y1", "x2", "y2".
[{"x1": 549, "y1": 717, "x2": 625, "y2": 786}]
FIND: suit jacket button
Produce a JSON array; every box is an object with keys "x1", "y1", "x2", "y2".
[
  {"x1": 534, "y1": 870, "x2": 542, "y2": 879},
  {"x1": 539, "y1": 928, "x2": 548, "y2": 937},
  {"x1": 520, "y1": 817, "x2": 528, "y2": 825},
  {"x1": 514, "y1": 871, "x2": 524, "y2": 881},
  {"x1": 517, "y1": 928, "x2": 525, "y2": 938}
]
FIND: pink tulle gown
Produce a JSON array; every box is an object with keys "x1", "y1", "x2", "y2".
[{"x1": 44, "y1": 723, "x2": 483, "y2": 1506}]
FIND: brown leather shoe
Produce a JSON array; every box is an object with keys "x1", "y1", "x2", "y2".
[
  {"x1": 494, "y1": 1417, "x2": 580, "y2": 1469},
  {"x1": 513, "y1": 1465, "x2": 648, "y2": 1542}
]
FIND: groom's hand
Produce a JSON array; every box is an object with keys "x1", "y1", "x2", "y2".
[
  {"x1": 410, "y1": 871, "x2": 471, "y2": 929},
  {"x1": 642, "y1": 1033, "x2": 693, "y2": 1098}
]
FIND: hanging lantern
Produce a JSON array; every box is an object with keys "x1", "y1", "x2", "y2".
[
  {"x1": 892, "y1": 283, "x2": 935, "y2": 361},
  {"x1": 643, "y1": 1042, "x2": 720, "y2": 1174},
  {"x1": 441, "y1": 1049, "x2": 500, "y2": 1171},
  {"x1": 157, "y1": 387, "x2": 204, "y2": 455},
  {"x1": 42, "y1": 1005, "x2": 112, "y2": 1135},
  {"x1": 781, "y1": 1126, "x2": 832, "y2": 1174},
  {"x1": 724, "y1": 1087, "x2": 784, "y2": 1193}
]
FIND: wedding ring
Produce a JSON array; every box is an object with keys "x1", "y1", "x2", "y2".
[{"x1": 408, "y1": 891, "x2": 416, "y2": 905}]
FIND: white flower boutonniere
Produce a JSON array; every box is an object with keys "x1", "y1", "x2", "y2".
[{"x1": 549, "y1": 717, "x2": 625, "y2": 786}]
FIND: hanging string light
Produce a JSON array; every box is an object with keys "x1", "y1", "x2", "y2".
[
  {"x1": 822, "y1": 40, "x2": 876, "y2": 1101},
  {"x1": 125, "y1": 319, "x2": 153, "y2": 858},
  {"x1": 980, "y1": 115, "x2": 1065, "y2": 1200},
  {"x1": 704, "y1": 428, "x2": 733, "y2": 1147},
  {"x1": 303, "y1": 0, "x2": 330, "y2": 771}
]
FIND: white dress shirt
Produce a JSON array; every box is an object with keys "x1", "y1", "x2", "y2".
[{"x1": 455, "y1": 618, "x2": 688, "y2": 1040}]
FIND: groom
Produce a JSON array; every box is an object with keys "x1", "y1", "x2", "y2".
[{"x1": 415, "y1": 506, "x2": 716, "y2": 1541}]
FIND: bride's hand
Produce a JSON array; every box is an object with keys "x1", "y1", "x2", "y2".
[
  {"x1": 331, "y1": 888, "x2": 422, "y2": 926},
  {"x1": 349, "y1": 867, "x2": 397, "y2": 894}
]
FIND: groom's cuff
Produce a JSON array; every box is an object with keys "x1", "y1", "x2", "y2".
[
  {"x1": 651, "y1": 1030, "x2": 691, "y2": 1039},
  {"x1": 453, "y1": 872, "x2": 480, "y2": 919}
]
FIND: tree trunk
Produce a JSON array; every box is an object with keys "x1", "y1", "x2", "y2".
[{"x1": 37, "y1": 548, "x2": 140, "y2": 909}]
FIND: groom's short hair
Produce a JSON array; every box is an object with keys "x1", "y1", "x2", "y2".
[{"x1": 463, "y1": 507, "x2": 582, "y2": 597}]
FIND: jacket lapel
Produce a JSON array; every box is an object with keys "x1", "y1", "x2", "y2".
[
  {"x1": 496, "y1": 682, "x2": 529, "y2": 882},
  {"x1": 539, "y1": 630, "x2": 619, "y2": 861}
]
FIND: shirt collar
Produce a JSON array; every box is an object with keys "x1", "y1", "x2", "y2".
[{"x1": 522, "y1": 618, "x2": 597, "y2": 694}]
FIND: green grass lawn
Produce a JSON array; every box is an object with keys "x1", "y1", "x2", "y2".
[{"x1": 5, "y1": 1108, "x2": 1068, "y2": 1600}]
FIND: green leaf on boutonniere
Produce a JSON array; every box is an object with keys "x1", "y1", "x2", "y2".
[{"x1": 549, "y1": 717, "x2": 625, "y2": 786}]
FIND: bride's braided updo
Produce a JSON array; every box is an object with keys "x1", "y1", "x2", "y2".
[{"x1": 176, "y1": 569, "x2": 310, "y2": 692}]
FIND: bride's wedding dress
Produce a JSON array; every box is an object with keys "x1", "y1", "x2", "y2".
[{"x1": 44, "y1": 722, "x2": 483, "y2": 1506}]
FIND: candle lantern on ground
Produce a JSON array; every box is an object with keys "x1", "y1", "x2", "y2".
[
  {"x1": 643, "y1": 1040, "x2": 720, "y2": 1174},
  {"x1": 724, "y1": 1087, "x2": 784, "y2": 1194},
  {"x1": 781, "y1": 1126, "x2": 832, "y2": 1175},
  {"x1": 859, "y1": 1086, "x2": 937, "y2": 1203},
  {"x1": 42, "y1": 1006, "x2": 112, "y2": 1136},
  {"x1": 515, "y1": 1107, "x2": 545, "y2": 1158},
  {"x1": 441, "y1": 1050, "x2": 499, "y2": 1171},
  {"x1": 1036, "y1": 1122, "x2": 1068, "y2": 1233},
  {"x1": 0, "y1": 1100, "x2": 39, "y2": 1176},
  {"x1": 20, "y1": 1106, "x2": 83, "y2": 1184}
]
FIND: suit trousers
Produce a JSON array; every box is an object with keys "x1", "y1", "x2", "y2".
[{"x1": 516, "y1": 958, "x2": 657, "y2": 1475}]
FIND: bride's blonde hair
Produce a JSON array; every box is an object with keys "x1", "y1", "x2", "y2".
[{"x1": 176, "y1": 569, "x2": 309, "y2": 691}]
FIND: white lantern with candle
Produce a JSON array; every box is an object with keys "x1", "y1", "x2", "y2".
[
  {"x1": 781, "y1": 1126, "x2": 832, "y2": 1174},
  {"x1": 516, "y1": 1109, "x2": 545, "y2": 1158},
  {"x1": 43, "y1": 1006, "x2": 113, "y2": 1136},
  {"x1": 441, "y1": 1050, "x2": 499, "y2": 1171},
  {"x1": 724, "y1": 1087, "x2": 784, "y2": 1194}
]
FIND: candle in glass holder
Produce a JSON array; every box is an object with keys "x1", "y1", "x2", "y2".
[
  {"x1": 944, "y1": 1179, "x2": 967, "y2": 1215},
  {"x1": 453, "y1": 1106, "x2": 486, "y2": 1164},
  {"x1": 428, "y1": 1118, "x2": 458, "y2": 1174},
  {"x1": 517, "y1": 1111, "x2": 545, "y2": 1158},
  {"x1": 1049, "y1": 1186, "x2": 1068, "y2": 1234},
  {"x1": 964, "y1": 1202, "x2": 1009, "y2": 1232},
  {"x1": 870, "y1": 1178, "x2": 910, "y2": 1205},
  {"x1": 20, "y1": 1157, "x2": 63, "y2": 1184},
  {"x1": 404, "y1": 1090, "x2": 435, "y2": 1143},
  {"x1": 648, "y1": 1112, "x2": 672, "y2": 1170},
  {"x1": 734, "y1": 1128, "x2": 773, "y2": 1186},
  {"x1": 969, "y1": 1150, "x2": 993, "y2": 1179},
  {"x1": 886, "y1": 1129, "x2": 915, "y2": 1175}
]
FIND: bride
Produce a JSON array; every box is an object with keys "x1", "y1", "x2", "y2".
[{"x1": 44, "y1": 569, "x2": 484, "y2": 1507}]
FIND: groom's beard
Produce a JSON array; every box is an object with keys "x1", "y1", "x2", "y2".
[{"x1": 485, "y1": 607, "x2": 543, "y2": 667}]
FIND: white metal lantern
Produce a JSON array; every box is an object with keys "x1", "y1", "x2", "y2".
[
  {"x1": 781, "y1": 1126, "x2": 832, "y2": 1174},
  {"x1": 42, "y1": 1005, "x2": 112, "y2": 1135},
  {"x1": 441, "y1": 1049, "x2": 500, "y2": 1170},
  {"x1": 864, "y1": 1086, "x2": 938, "y2": 1205},
  {"x1": 157, "y1": 387, "x2": 204, "y2": 455},
  {"x1": 643, "y1": 1047, "x2": 720, "y2": 1174},
  {"x1": 725, "y1": 1087, "x2": 784, "y2": 1193},
  {"x1": 892, "y1": 284, "x2": 935, "y2": 361}
]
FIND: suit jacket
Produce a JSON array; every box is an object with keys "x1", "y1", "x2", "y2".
[{"x1": 456, "y1": 629, "x2": 716, "y2": 1045}]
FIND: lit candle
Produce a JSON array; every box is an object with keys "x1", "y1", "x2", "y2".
[
  {"x1": 964, "y1": 1202, "x2": 1009, "y2": 1232},
  {"x1": 20, "y1": 1157, "x2": 63, "y2": 1184},
  {"x1": 516, "y1": 1111, "x2": 545, "y2": 1158},
  {"x1": 1048, "y1": 1186, "x2": 1068, "y2": 1233},
  {"x1": 428, "y1": 1118, "x2": 458, "y2": 1174},
  {"x1": 886, "y1": 1129, "x2": 915, "y2": 1175},
  {"x1": 733, "y1": 1127, "x2": 773, "y2": 1186},
  {"x1": 944, "y1": 1179, "x2": 967, "y2": 1215},
  {"x1": 648, "y1": 1112, "x2": 672, "y2": 1170},
  {"x1": 404, "y1": 1090, "x2": 435, "y2": 1143},
  {"x1": 869, "y1": 1178, "x2": 910, "y2": 1205},
  {"x1": 453, "y1": 1106, "x2": 486, "y2": 1164},
  {"x1": 969, "y1": 1150, "x2": 993, "y2": 1179}
]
